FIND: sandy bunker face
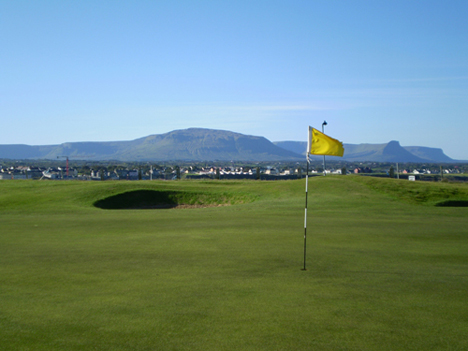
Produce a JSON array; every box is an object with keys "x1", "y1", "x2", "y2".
[{"x1": 94, "y1": 189, "x2": 232, "y2": 210}]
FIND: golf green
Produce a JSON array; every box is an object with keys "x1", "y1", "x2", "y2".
[{"x1": 1, "y1": 177, "x2": 467, "y2": 350}]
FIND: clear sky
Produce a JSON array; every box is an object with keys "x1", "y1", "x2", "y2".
[{"x1": 1, "y1": 1, "x2": 467, "y2": 159}]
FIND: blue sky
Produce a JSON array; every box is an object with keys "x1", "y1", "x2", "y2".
[{"x1": 1, "y1": 1, "x2": 467, "y2": 159}]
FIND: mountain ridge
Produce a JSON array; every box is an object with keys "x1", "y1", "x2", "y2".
[
  {"x1": 0, "y1": 128, "x2": 302, "y2": 162},
  {"x1": 0, "y1": 128, "x2": 462, "y2": 163},
  {"x1": 274, "y1": 140, "x2": 457, "y2": 163}
]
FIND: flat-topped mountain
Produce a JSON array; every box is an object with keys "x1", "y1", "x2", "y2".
[
  {"x1": 0, "y1": 128, "x2": 302, "y2": 162},
  {"x1": 274, "y1": 140, "x2": 456, "y2": 163}
]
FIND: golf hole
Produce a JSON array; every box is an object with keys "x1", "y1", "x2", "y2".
[{"x1": 94, "y1": 189, "x2": 233, "y2": 210}]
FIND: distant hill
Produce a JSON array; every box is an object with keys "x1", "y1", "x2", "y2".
[
  {"x1": 0, "y1": 128, "x2": 460, "y2": 162},
  {"x1": 402, "y1": 146, "x2": 454, "y2": 163},
  {"x1": 0, "y1": 128, "x2": 302, "y2": 162},
  {"x1": 274, "y1": 140, "x2": 456, "y2": 163},
  {"x1": 343, "y1": 141, "x2": 426, "y2": 162}
]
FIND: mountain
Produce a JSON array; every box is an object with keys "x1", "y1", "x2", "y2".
[
  {"x1": 0, "y1": 128, "x2": 459, "y2": 162},
  {"x1": 0, "y1": 128, "x2": 302, "y2": 162},
  {"x1": 343, "y1": 141, "x2": 426, "y2": 162},
  {"x1": 402, "y1": 146, "x2": 454, "y2": 163},
  {"x1": 274, "y1": 140, "x2": 456, "y2": 163}
]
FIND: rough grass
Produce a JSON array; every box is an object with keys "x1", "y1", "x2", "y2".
[
  {"x1": 0, "y1": 177, "x2": 467, "y2": 350},
  {"x1": 350, "y1": 175, "x2": 468, "y2": 206}
]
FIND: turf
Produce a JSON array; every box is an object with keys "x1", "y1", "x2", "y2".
[{"x1": 0, "y1": 176, "x2": 467, "y2": 350}]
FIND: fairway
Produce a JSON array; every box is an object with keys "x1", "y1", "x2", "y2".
[{"x1": 1, "y1": 177, "x2": 467, "y2": 350}]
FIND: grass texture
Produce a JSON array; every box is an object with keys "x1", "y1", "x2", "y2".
[{"x1": 0, "y1": 176, "x2": 467, "y2": 350}]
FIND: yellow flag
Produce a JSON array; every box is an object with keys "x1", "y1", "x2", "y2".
[{"x1": 308, "y1": 127, "x2": 344, "y2": 156}]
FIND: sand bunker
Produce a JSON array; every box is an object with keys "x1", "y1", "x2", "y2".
[{"x1": 94, "y1": 189, "x2": 234, "y2": 209}]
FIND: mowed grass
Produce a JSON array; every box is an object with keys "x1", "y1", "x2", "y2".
[{"x1": 0, "y1": 176, "x2": 467, "y2": 350}]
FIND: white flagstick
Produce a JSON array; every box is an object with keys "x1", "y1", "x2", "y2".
[{"x1": 303, "y1": 154, "x2": 309, "y2": 270}]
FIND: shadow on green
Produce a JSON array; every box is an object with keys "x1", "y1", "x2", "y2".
[
  {"x1": 435, "y1": 199, "x2": 468, "y2": 207},
  {"x1": 94, "y1": 190, "x2": 187, "y2": 209},
  {"x1": 93, "y1": 189, "x2": 238, "y2": 209}
]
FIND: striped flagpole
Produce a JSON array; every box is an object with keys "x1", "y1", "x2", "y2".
[{"x1": 303, "y1": 154, "x2": 309, "y2": 270}]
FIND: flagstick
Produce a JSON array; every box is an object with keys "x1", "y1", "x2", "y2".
[
  {"x1": 302, "y1": 155, "x2": 309, "y2": 270},
  {"x1": 303, "y1": 126, "x2": 344, "y2": 270}
]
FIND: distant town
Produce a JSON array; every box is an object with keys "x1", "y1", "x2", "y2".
[{"x1": 1, "y1": 160, "x2": 466, "y2": 181}]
